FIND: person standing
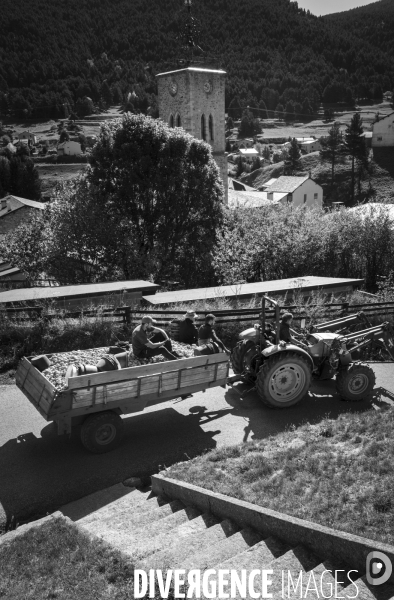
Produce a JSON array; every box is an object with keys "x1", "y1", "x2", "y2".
[
  {"x1": 198, "y1": 314, "x2": 230, "y2": 353},
  {"x1": 178, "y1": 310, "x2": 199, "y2": 345},
  {"x1": 132, "y1": 316, "x2": 180, "y2": 361}
]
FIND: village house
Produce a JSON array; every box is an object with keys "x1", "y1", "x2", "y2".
[
  {"x1": 0, "y1": 195, "x2": 46, "y2": 235},
  {"x1": 57, "y1": 140, "x2": 82, "y2": 156},
  {"x1": 228, "y1": 189, "x2": 287, "y2": 209},
  {"x1": 372, "y1": 112, "x2": 394, "y2": 147},
  {"x1": 263, "y1": 175, "x2": 323, "y2": 208},
  {"x1": 300, "y1": 139, "x2": 321, "y2": 154},
  {"x1": 239, "y1": 148, "x2": 259, "y2": 163},
  {"x1": 383, "y1": 91, "x2": 393, "y2": 103}
]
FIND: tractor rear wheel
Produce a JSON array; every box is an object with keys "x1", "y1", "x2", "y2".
[
  {"x1": 256, "y1": 352, "x2": 312, "y2": 408},
  {"x1": 231, "y1": 340, "x2": 256, "y2": 375},
  {"x1": 336, "y1": 362, "x2": 376, "y2": 401}
]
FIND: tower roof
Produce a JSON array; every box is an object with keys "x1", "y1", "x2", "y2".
[{"x1": 156, "y1": 66, "x2": 226, "y2": 78}]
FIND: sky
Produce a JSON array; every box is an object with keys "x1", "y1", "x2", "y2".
[{"x1": 292, "y1": 0, "x2": 378, "y2": 16}]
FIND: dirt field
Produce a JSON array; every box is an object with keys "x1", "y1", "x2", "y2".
[{"x1": 37, "y1": 164, "x2": 87, "y2": 194}]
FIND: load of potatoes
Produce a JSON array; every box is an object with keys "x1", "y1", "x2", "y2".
[{"x1": 38, "y1": 342, "x2": 196, "y2": 391}]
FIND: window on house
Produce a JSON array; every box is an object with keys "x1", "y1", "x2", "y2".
[
  {"x1": 314, "y1": 193, "x2": 318, "y2": 201},
  {"x1": 209, "y1": 115, "x2": 214, "y2": 141},
  {"x1": 169, "y1": 114, "x2": 174, "y2": 128},
  {"x1": 377, "y1": 136, "x2": 383, "y2": 141},
  {"x1": 176, "y1": 114, "x2": 181, "y2": 127},
  {"x1": 288, "y1": 194, "x2": 293, "y2": 203},
  {"x1": 201, "y1": 114, "x2": 206, "y2": 140},
  {"x1": 303, "y1": 194, "x2": 307, "y2": 204}
]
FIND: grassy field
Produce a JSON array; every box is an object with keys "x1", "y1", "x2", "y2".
[
  {"x1": 164, "y1": 406, "x2": 394, "y2": 546},
  {"x1": 0, "y1": 516, "x2": 170, "y2": 600}
]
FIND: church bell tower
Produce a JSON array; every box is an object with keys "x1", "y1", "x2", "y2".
[{"x1": 156, "y1": 1, "x2": 228, "y2": 204}]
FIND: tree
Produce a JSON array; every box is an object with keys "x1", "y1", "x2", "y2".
[
  {"x1": 284, "y1": 138, "x2": 301, "y2": 174},
  {"x1": 88, "y1": 113, "x2": 224, "y2": 286},
  {"x1": 0, "y1": 213, "x2": 48, "y2": 282},
  {"x1": 344, "y1": 113, "x2": 366, "y2": 205},
  {"x1": 262, "y1": 146, "x2": 271, "y2": 161},
  {"x1": 285, "y1": 101, "x2": 295, "y2": 123},
  {"x1": 275, "y1": 104, "x2": 284, "y2": 119},
  {"x1": 0, "y1": 154, "x2": 41, "y2": 200},
  {"x1": 324, "y1": 108, "x2": 334, "y2": 122},
  {"x1": 78, "y1": 133, "x2": 87, "y2": 152},
  {"x1": 226, "y1": 116, "x2": 234, "y2": 131},
  {"x1": 320, "y1": 124, "x2": 344, "y2": 190},
  {"x1": 76, "y1": 96, "x2": 94, "y2": 117},
  {"x1": 251, "y1": 156, "x2": 261, "y2": 172},
  {"x1": 235, "y1": 155, "x2": 245, "y2": 178},
  {"x1": 59, "y1": 129, "x2": 70, "y2": 143},
  {"x1": 227, "y1": 97, "x2": 243, "y2": 120}
]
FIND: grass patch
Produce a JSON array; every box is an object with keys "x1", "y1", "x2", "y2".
[
  {"x1": 0, "y1": 517, "x2": 173, "y2": 600},
  {"x1": 164, "y1": 407, "x2": 394, "y2": 546}
]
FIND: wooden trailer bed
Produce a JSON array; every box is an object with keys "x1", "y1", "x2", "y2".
[{"x1": 16, "y1": 351, "x2": 230, "y2": 452}]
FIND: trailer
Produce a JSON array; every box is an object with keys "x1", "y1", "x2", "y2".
[{"x1": 16, "y1": 352, "x2": 230, "y2": 453}]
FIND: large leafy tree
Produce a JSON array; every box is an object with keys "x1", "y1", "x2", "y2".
[
  {"x1": 344, "y1": 113, "x2": 366, "y2": 205},
  {"x1": 320, "y1": 123, "x2": 345, "y2": 191},
  {"x1": 87, "y1": 113, "x2": 224, "y2": 286}
]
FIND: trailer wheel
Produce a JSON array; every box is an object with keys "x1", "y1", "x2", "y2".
[
  {"x1": 80, "y1": 411, "x2": 124, "y2": 453},
  {"x1": 336, "y1": 362, "x2": 376, "y2": 401},
  {"x1": 256, "y1": 352, "x2": 312, "y2": 408},
  {"x1": 231, "y1": 340, "x2": 256, "y2": 374}
]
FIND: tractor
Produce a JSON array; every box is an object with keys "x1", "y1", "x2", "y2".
[{"x1": 230, "y1": 295, "x2": 394, "y2": 409}]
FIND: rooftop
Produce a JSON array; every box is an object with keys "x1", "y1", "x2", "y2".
[
  {"x1": 239, "y1": 148, "x2": 259, "y2": 155},
  {"x1": 143, "y1": 277, "x2": 364, "y2": 305},
  {"x1": 156, "y1": 67, "x2": 226, "y2": 78},
  {"x1": 0, "y1": 280, "x2": 159, "y2": 305},
  {"x1": 265, "y1": 176, "x2": 310, "y2": 193},
  {"x1": 0, "y1": 195, "x2": 46, "y2": 218}
]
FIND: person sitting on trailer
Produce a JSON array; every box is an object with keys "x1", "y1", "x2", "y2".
[
  {"x1": 279, "y1": 313, "x2": 307, "y2": 347},
  {"x1": 132, "y1": 316, "x2": 181, "y2": 361},
  {"x1": 198, "y1": 314, "x2": 230, "y2": 353},
  {"x1": 178, "y1": 310, "x2": 199, "y2": 345}
]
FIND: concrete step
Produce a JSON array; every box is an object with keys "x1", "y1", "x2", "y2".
[
  {"x1": 86, "y1": 505, "x2": 202, "y2": 555},
  {"x1": 234, "y1": 545, "x2": 322, "y2": 599},
  {"x1": 81, "y1": 498, "x2": 186, "y2": 538},
  {"x1": 182, "y1": 527, "x2": 263, "y2": 571},
  {"x1": 145, "y1": 518, "x2": 240, "y2": 571},
  {"x1": 342, "y1": 575, "x2": 394, "y2": 600},
  {"x1": 134, "y1": 511, "x2": 217, "y2": 567},
  {"x1": 60, "y1": 484, "x2": 154, "y2": 522},
  {"x1": 78, "y1": 493, "x2": 169, "y2": 527},
  {"x1": 215, "y1": 536, "x2": 292, "y2": 572}
]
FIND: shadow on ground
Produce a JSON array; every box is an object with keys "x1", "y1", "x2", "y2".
[{"x1": 0, "y1": 377, "x2": 387, "y2": 529}]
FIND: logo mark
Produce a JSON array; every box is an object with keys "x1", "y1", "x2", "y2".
[{"x1": 366, "y1": 552, "x2": 392, "y2": 586}]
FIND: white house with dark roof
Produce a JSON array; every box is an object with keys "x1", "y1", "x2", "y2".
[
  {"x1": 264, "y1": 175, "x2": 323, "y2": 208},
  {"x1": 372, "y1": 112, "x2": 394, "y2": 147}
]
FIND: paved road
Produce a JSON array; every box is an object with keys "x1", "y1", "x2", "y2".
[{"x1": 1, "y1": 364, "x2": 393, "y2": 531}]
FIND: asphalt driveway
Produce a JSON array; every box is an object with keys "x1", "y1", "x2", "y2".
[{"x1": 0, "y1": 363, "x2": 393, "y2": 532}]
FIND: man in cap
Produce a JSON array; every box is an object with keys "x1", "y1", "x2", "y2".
[
  {"x1": 132, "y1": 316, "x2": 180, "y2": 361},
  {"x1": 178, "y1": 309, "x2": 199, "y2": 345},
  {"x1": 198, "y1": 314, "x2": 230, "y2": 353}
]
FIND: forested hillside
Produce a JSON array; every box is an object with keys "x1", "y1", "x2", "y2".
[
  {"x1": 0, "y1": 0, "x2": 393, "y2": 120},
  {"x1": 325, "y1": 0, "x2": 394, "y2": 62}
]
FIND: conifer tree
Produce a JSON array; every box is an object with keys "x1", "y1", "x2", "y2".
[
  {"x1": 344, "y1": 113, "x2": 366, "y2": 205},
  {"x1": 320, "y1": 123, "x2": 344, "y2": 190}
]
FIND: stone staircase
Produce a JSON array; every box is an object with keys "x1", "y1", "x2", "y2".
[{"x1": 61, "y1": 483, "x2": 394, "y2": 599}]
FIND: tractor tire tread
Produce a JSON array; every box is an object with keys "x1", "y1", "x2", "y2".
[
  {"x1": 256, "y1": 351, "x2": 312, "y2": 409},
  {"x1": 80, "y1": 411, "x2": 124, "y2": 454},
  {"x1": 336, "y1": 362, "x2": 376, "y2": 401}
]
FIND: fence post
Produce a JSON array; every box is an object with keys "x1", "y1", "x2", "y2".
[
  {"x1": 124, "y1": 306, "x2": 131, "y2": 325},
  {"x1": 341, "y1": 301, "x2": 349, "y2": 315}
]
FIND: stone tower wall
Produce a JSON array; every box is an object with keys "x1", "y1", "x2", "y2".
[{"x1": 157, "y1": 67, "x2": 228, "y2": 204}]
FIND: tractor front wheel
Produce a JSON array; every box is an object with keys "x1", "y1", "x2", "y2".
[
  {"x1": 231, "y1": 340, "x2": 256, "y2": 375},
  {"x1": 256, "y1": 352, "x2": 312, "y2": 408},
  {"x1": 336, "y1": 362, "x2": 376, "y2": 401}
]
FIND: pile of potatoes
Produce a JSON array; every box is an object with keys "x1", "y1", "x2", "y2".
[{"x1": 43, "y1": 342, "x2": 196, "y2": 391}]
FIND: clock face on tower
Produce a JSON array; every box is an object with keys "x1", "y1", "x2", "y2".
[
  {"x1": 169, "y1": 81, "x2": 178, "y2": 96},
  {"x1": 203, "y1": 81, "x2": 212, "y2": 94}
]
